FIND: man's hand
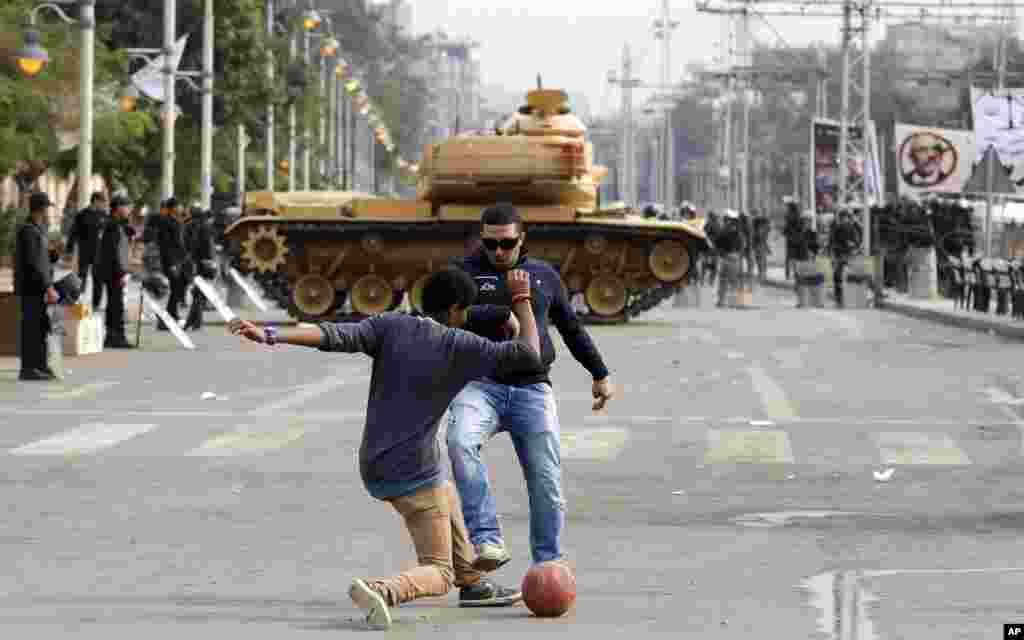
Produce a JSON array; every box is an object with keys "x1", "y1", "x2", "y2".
[
  {"x1": 507, "y1": 269, "x2": 531, "y2": 299},
  {"x1": 592, "y1": 377, "x2": 615, "y2": 412},
  {"x1": 45, "y1": 287, "x2": 58, "y2": 305},
  {"x1": 502, "y1": 310, "x2": 520, "y2": 339},
  {"x1": 120, "y1": 274, "x2": 131, "y2": 288},
  {"x1": 228, "y1": 318, "x2": 267, "y2": 344}
]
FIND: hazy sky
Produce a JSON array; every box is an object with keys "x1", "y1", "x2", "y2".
[{"x1": 410, "y1": 1, "x2": 841, "y2": 117}]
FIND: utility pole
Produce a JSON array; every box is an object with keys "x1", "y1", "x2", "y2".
[
  {"x1": 200, "y1": 0, "x2": 214, "y2": 209},
  {"x1": 607, "y1": 44, "x2": 642, "y2": 206},
  {"x1": 161, "y1": 0, "x2": 176, "y2": 199},
  {"x1": 653, "y1": 0, "x2": 679, "y2": 211},
  {"x1": 265, "y1": 0, "x2": 275, "y2": 191},
  {"x1": 288, "y1": 30, "x2": 297, "y2": 191}
]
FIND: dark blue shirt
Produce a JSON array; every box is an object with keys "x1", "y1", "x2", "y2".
[
  {"x1": 317, "y1": 312, "x2": 544, "y2": 500},
  {"x1": 456, "y1": 250, "x2": 609, "y2": 386}
]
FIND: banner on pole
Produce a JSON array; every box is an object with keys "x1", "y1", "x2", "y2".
[
  {"x1": 970, "y1": 87, "x2": 1024, "y2": 192},
  {"x1": 132, "y1": 35, "x2": 190, "y2": 102},
  {"x1": 894, "y1": 123, "x2": 976, "y2": 197},
  {"x1": 812, "y1": 118, "x2": 871, "y2": 212}
]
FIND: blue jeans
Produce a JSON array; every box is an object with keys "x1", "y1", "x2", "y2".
[{"x1": 447, "y1": 379, "x2": 565, "y2": 564}]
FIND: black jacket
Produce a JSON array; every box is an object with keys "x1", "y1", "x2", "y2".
[
  {"x1": 15, "y1": 220, "x2": 52, "y2": 296},
  {"x1": 713, "y1": 224, "x2": 745, "y2": 254},
  {"x1": 789, "y1": 228, "x2": 820, "y2": 262},
  {"x1": 144, "y1": 214, "x2": 187, "y2": 273},
  {"x1": 66, "y1": 206, "x2": 108, "y2": 266},
  {"x1": 456, "y1": 249, "x2": 609, "y2": 386},
  {"x1": 185, "y1": 215, "x2": 216, "y2": 263},
  {"x1": 829, "y1": 221, "x2": 860, "y2": 257},
  {"x1": 95, "y1": 218, "x2": 131, "y2": 282}
]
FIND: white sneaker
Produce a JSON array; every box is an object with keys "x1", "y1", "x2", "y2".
[
  {"x1": 472, "y1": 542, "x2": 512, "y2": 572},
  {"x1": 349, "y1": 579, "x2": 392, "y2": 630}
]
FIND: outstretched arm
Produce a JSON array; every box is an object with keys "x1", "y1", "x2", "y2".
[
  {"x1": 228, "y1": 320, "x2": 325, "y2": 348},
  {"x1": 228, "y1": 316, "x2": 380, "y2": 355}
]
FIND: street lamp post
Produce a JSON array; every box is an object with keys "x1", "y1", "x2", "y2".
[
  {"x1": 15, "y1": 0, "x2": 95, "y2": 211},
  {"x1": 163, "y1": 0, "x2": 176, "y2": 199},
  {"x1": 265, "y1": 0, "x2": 275, "y2": 191},
  {"x1": 200, "y1": 0, "x2": 214, "y2": 209}
]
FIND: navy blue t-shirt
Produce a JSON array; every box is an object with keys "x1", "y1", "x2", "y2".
[{"x1": 317, "y1": 312, "x2": 543, "y2": 500}]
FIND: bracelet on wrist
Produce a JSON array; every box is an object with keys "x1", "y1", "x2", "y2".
[
  {"x1": 264, "y1": 325, "x2": 278, "y2": 346},
  {"x1": 511, "y1": 294, "x2": 531, "y2": 304}
]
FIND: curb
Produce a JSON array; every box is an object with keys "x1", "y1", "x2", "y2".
[
  {"x1": 765, "y1": 275, "x2": 1024, "y2": 341},
  {"x1": 875, "y1": 300, "x2": 1024, "y2": 341}
]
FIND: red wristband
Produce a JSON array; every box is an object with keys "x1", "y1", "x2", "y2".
[{"x1": 511, "y1": 294, "x2": 531, "y2": 304}]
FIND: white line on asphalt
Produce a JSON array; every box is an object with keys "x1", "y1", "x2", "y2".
[
  {"x1": 584, "y1": 414, "x2": 1000, "y2": 426},
  {"x1": 811, "y1": 309, "x2": 865, "y2": 341},
  {"x1": 185, "y1": 424, "x2": 306, "y2": 457},
  {"x1": 9, "y1": 423, "x2": 158, "y2": 456},
  {"x1": 248, "y1": 369, "x2": 370, "y2": 416},
  {"x1": 42, "y1": 381, "x2": 120, "y2": 401},
  {"x1": 0, "y1": 407, "x2": 366, "y2": 420},
  {"x1": 560, "y1": 428, "x2": 630, "y2": 460},
  {"x1": 873, "y1": 432, "x2": 972, "y2": 465},
  {"x1": 704, "y1": 428, "x2": 795, "y2": 464},
  {"x1": 746, "y1": 365, "x2": 798, "y2": 420}
]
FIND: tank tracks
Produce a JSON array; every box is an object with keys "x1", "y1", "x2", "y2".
[{"x1": 229, "y1": 220, "x2": 704, "y2": 325}]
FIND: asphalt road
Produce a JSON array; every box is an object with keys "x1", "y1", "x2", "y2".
[{"x1": 2, "y1": 282, "x2": 1024, "y2": 638}]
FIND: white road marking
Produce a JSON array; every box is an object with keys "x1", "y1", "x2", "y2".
[
  {"x1": 746, "y1": 365, "x2": 798, "y2": 419},
  {"x1": 248, "y1": 369, "x2": 370, "y2": 416},
  {"x1": 10, "y1": 423, "x2": 158, "y2": 456},
  {"x1": 811, "y1": 309, "x2": 865, "y2": 341},
  {"x1": 704, "y1": 428, "x2": 795, "y2": 464},
  {"x1": 560, "y1": 428, "x2": 629, "y2": 460},
  {"x1": 186, "y1": 424, "x2": 306, "y2": 457},
  {"x1": 42, "y1": 381, "x2": 119, "y2": 401},
  {"x1": 873, "y1": 432, "x2": 971, "y2": 465},
  {"x1": 0, "y1": 407, "x2": 367, "y2": 420}
]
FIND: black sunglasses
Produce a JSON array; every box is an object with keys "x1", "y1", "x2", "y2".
[{"x1": 481, "y1": 237, "x2": 520, "y2": 251}]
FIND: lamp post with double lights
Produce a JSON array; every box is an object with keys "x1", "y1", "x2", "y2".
[{"x1": 14, "y1": 0, "x2": 95, "y2": 211}]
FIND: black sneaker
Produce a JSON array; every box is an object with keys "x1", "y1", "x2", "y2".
[
  {"x1": 459, "y1": 578, "x2": 522, "y2": 607},
  {"x1": 18, "y1": 369, "x2": 53, "y2": 381}
]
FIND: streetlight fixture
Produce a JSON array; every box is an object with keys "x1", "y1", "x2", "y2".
[
  {"x1": 118, "y1": 83, "x2": 140, "y2": 112},
  {"x1": 15, "y1": 0, "x2": 94, "y2": 212},
  {"x1": 302, "y1": 8, "x2": 322, "y2": 31},
  {"x1": 14, "y1": 29, "x2": 49, "y2": 77}
]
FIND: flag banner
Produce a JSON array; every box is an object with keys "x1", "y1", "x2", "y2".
[
  {"x1": 131, "y1": 35, "x2": 189, "y2": 102},
  {"x1": 894, "y1": 122, "x2": 976, "y2": 197}
]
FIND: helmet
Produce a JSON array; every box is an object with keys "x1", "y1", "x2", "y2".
[
  {"x1": 198, "y1": 259, "x2": 218, "y2": 280},
  {"x1": 142, "y1": 273, "x2": 170, "y2": 298},
  {"x1": 54, "y1": 273, "x2": 82, "y2": 304},
  {"x1": 723, "y1": 209, "x2": 740, "y2": 220}
]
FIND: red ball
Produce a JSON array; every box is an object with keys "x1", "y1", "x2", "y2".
[{"x1": 521, "y1": 561, "x2": 576, "y2": 617}]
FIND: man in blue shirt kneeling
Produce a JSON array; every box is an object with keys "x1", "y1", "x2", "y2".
[{"x1": 228, "y1": 268, "x2": 544, "y2": 630}]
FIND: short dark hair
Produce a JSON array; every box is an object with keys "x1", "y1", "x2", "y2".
[
  {"x1": 481, "y1": 202, "x2": 522, "y2": 229},
  {"x1": 421, "y1": 268, "x2": 477, "y2": 316}
]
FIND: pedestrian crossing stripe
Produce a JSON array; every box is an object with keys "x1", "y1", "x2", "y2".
[
  {"x1": 560, "y1": 428, "x2": 629, "y2": 460},
  {"x1": 185, "y1": 425, "x2": 306, "y2": 456},
  {"x1": 873, "y1": 432, "x2": 971, "y2": 465},
  {"x1": 9, "y1": 423, "x2": 157, "y2": 456},
  {"x1": 704, "y1": 429, "x2": 795, "y2": 464},
  {"x1": 42, "y1": 381, "x2": 120, "y2": 401}
]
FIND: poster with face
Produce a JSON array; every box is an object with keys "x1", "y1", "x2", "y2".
[
  {"x1": 894, "y1": 123, "x2": 975, "y2": 197},
  {"x1": 812, "y1": 119, "x2": 865, "y2": 212}
]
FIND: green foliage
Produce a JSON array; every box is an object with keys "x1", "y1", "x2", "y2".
[{"x1": 0, "y1": 207, "x2": 23, "y2": 257}]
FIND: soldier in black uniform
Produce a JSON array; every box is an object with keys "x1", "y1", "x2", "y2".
[
  {"x1": 789, "y1": 213, "x2": 820, "y2": 308},
  {"x1": 712, "y1": 210, "x2": 745, "y2": 308},
  {"x1": 828, "y1": 208, "x2": 861, "y2": 308},
  {"x1": 95, "y1": 195, "x2": 136, "y2": 348},
  {"x1": 184, "y1": 207, "x2": 219, "y2": 331},
  {"x1": 15, "y1": 193, "x2": 60, "y2": 381},
  {"x1": 143, "y1": 198, "x2": 189, "y2": 329},
  {"x1": 66, "y1": 191, "x2": 108, "y2": 309}
]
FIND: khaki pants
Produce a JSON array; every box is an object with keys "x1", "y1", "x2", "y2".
[{"x1": 364, "y1": 482, "x2": 483, "y2": 607}]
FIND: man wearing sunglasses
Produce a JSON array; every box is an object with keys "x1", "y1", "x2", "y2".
[{"x1": 447, "y1": 202, "x2": 615, "y2": 573}]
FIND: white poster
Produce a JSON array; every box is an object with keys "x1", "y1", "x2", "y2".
[
  {"x1": 131, "y1": 35, "x2": 189, "y2": 102},
  {"x1": 894, "y1": 123, "x2": 976, "y2": 197}
]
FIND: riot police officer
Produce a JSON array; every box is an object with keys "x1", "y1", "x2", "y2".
[
  {"x1": 95, "y1": 195, "x2": 136, "y2": 348},
  {"x1": 143, "y1": 198, "x2": 188, "y2": 328},
  {"x1": 789, "y1": 213, "x2": 820, "y2": 308},
  {"x1": 183, "y1": 207, "x2": 219, "y2": 331},
  {"x1": 713, "y1": 210, "x2": 745, "y2": 308},
  {"x1": 828, "y1": 208, "x2": 861, "y2": 308}
]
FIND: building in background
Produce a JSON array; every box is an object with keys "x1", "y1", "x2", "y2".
[{"x1": 373, "y1": 0, "x2": 412, "y2": 33}]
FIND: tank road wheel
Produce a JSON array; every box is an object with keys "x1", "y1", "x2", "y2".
[
  {"x1": 351, "y1": 274, "x2": 394, "y2": 316},
  {"x1": 585, "y1": 275, "x2": 628, "y2": 317},
  {"x1": 410, "y1": 273, "x2": 434, "y2": 314},
  {"x1": 648, "y1": 240, "x2": 691, "y2": 283},
  {"x1": 240, "y1": 225, "x2": 289, "y2": 274},
  {"x1": 291, "y1": 274, "x2": 337, "y2": 319}
]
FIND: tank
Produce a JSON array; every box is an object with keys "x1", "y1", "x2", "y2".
[{"x1": 224, "y1": 87, "x2": 708, "y2": 324}]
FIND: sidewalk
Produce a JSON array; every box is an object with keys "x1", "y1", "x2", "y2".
[{"x1": 762, "y1": 263, "x2": 1024, "y2": 341}]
